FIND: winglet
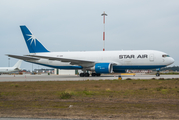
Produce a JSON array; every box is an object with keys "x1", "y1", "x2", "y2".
[{"x1": 20, "y1": 25, "x2": 49, "y2": 53}]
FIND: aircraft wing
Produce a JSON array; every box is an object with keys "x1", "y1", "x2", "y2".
[
  {"x1": 7, "y1": 54, "x2": 40, "y2": 61},
  {"x1": 26, "y1": 55, "x2": 96, "y2": 67}
]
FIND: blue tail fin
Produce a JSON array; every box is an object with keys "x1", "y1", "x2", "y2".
[{"x1": 20, "y1": 25, "x2": 49, "y2": 53}]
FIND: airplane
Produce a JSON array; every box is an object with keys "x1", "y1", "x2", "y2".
[
  {"x1": 7, "y1": 26, "x2": 174, "y2": 77},
  {"x1": 0, "y1": 60, "x2": 22, "y2": 75}
]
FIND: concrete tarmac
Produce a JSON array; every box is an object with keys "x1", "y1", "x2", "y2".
[{"x1": 0, "y1": 73, "x2": 179, "y2": 82}]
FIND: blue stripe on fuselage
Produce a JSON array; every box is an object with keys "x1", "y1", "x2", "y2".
[
  {"x1": 113, "y1": 65, "x2": 166, "y2": 70},
  {"x1": 26, "y1": 61, "x2": 166, "y2": 71}
]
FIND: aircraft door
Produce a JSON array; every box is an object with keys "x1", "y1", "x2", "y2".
[{"x1": 149, "y1": 54, "x2": 154, "y2": 62}]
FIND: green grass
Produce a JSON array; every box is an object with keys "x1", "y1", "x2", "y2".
[
  {"x1": 160, "y1": 72, "x2": 179, "y2": 75},
  {"x1": 0, "y1": 79, "x2": 179, "y2": 119},
  {"x1": 1, "y1": 79, "x2": 179, "y2": 99},
  {"x1": 59, "y1": 92, "x2": 72, "y2": 99}
]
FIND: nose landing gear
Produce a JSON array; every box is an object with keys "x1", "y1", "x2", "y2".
[
  {"x1": 156, "y1": 68, "x2": 160, "y2": 77},
  {"x1": 156, "y1": 72, "x2": 160, "y2": 76}
]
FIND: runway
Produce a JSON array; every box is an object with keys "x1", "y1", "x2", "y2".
[{"x1": 0, "y1": 73, "x2": 179, "y2": 82}]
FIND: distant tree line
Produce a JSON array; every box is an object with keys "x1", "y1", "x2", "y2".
[{"x1": 161, "y1": 66, "x2": 179, "y2": 71}]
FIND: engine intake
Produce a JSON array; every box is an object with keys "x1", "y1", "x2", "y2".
[{"x1": 94, "y1": 63, "x2": 113, "y2": 74}]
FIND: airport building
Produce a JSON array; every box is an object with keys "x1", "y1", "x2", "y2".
[
  {"x1": 33, "y1": 69, "x2": 77, "y2": 75},
  {"x1": 54, "y1": 69, "x2": 78, "y2": 75}
]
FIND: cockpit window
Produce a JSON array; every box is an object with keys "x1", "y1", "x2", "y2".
[{"x1": 162, "y1": 55, "x2": 170, "y2": 57}]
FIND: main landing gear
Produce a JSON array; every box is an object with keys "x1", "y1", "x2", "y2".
[
  {"x1": 79, "y1": 73, "x2": 101, "y2": 77},
  {"x1": 91, "y1": 73, "x2": 101, "y2": 77},
  {"x1": 80, "y1": 73, "x2": 90, "y2": 77}
]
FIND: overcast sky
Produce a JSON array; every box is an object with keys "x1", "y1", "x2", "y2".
[{"x1": 0, "y1": 0, "x2": 179, "y2": 71}]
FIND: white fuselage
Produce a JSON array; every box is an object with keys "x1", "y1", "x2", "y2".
[
  {"x1": 0, "y1": 67, "x2": 19, "y2": 74},
  {"x1": 27, "y1": 50, "x2": 174, "y2": 71}
]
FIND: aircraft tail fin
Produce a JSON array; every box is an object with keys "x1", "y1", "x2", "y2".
[
  {"x1": 13, "y1": 60, "x2": 22, "y2": 69},
  {"x1": 20, "y1": 25, "x2": 49, "y2": 53}
]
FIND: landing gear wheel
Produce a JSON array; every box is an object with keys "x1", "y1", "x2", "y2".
[
  {"x1": 80, "y1": 73, "x2": 90, "y2": 77},
  {"x1": 91, "y1": 73, "x2": 101, "y2": 76},
  {"x1": 96, "y1": 73, "x2": 101, "y2": 77},
  {"x1": 85, "y1": 73, "x2": 89, "y2": 77},
  {"x1": 92, "y1": 73, "x2": 96, "y2": 77},
  {"x1": 156, "y1": 73, "x2": 160, "y2": 77},
  {"x1": 80, "y1": 73, "x2": 84, "y2": 77}
]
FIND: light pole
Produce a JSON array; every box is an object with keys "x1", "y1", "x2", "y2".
[
  {"x1": 8, "y1": 58, "x2": 10, "y2": 67},
  {"x1": 101, "y1": 11, "x2": 107, "y2": 51}
]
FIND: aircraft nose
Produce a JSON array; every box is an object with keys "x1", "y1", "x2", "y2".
[
  {"x1": 166, "y1": 57, "x2": 175, "y2": 65},
  {"x1": 170, "y1": 57, "x2": 175, "y2": 64}
]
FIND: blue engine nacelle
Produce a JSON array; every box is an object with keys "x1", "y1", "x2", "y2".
[{"x1": 94, "y1": 63, "x2": 113, "y2": 74}]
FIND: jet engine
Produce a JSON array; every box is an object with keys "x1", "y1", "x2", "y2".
[{"x1": 89, "y1": 63, "x2": 113, "y2": 74}]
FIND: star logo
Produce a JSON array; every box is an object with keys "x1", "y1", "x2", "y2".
[{"x1": 26, "y1": 34, "x2": 37, "y2": 46}]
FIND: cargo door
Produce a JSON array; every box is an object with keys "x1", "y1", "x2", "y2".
[{"x1": 149, "y1": 54, "x2": 154, "y2": 62}]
